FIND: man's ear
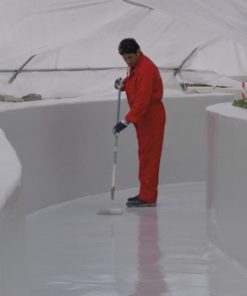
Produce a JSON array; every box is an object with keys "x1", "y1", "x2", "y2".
[{"x1": 136, "y1": 49, "x2": 141, "y2": 56}]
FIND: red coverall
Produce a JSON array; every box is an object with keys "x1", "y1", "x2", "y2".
[{"x1": 124, "y1": 53, "x2": 166, "y2": 203}]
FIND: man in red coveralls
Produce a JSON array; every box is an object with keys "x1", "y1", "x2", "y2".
[{"x1": 113, "y1": 38, "x2": 166, "y2": 207}]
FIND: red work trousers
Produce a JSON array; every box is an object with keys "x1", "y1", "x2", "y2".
[{"x1": 135, "y1": 101, "x2": 166, "y2": 203}]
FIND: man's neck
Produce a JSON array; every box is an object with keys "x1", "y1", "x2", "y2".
[{"x1": 132, "y1": 52, "x2": 143, "y2": 70}]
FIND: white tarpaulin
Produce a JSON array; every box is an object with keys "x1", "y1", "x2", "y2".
[{"x1": 0, "y1": 0, "x2": 246, "y2": 97}]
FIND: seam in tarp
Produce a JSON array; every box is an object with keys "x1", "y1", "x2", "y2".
[
  {"x1": 0, "y1": 67, "x2": 176, "y2": 73},
  {"x1": 122, "y1": 0, "x2": 153, "y2": 10}
]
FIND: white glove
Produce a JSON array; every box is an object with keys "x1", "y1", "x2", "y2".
[{"x1": 114, "y1": 77, "x2": 124, "y2": 90}]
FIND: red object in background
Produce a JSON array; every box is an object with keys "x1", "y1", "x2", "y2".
[{"x1": 241, "y1": 81, "x2": 246, "y2": 99}]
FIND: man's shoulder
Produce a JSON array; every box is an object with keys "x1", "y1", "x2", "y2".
[{"x1": 142, "y1": 54, "x2": 158, "y2": 70}]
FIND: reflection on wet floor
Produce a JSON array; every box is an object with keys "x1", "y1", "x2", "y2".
[{"x1": 27, "y1": 182, "x2": 247, "y2": 296}]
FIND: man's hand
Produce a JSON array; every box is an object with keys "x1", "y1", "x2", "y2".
[
  {"x1": 114, "y1": 77, "x2": 124, "y2": 90},
  {"x1": 113, "y1": 120, "x2": 129, "y2": 134}
]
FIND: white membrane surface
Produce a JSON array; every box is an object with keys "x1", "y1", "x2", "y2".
[{"x1": 27, "y1": 183, "x2": 247, "y2": 296}]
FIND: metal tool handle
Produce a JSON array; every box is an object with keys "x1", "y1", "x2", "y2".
[{"x1": 111, "y1": 84, "x2": 122, "y2": 200}]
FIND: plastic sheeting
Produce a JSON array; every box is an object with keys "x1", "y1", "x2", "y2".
[
  {"x1": 139, "y1": 0, "x2": 247, "y2": 46},
  {"x1": 0, "y1": 0, "x2": 247, "y2": 97}
]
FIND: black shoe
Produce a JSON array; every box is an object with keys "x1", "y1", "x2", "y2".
[
  {"x1": 126, "y1": 198, "x2": 156, "y2": 208},
  {"x1": 127, "y1": 195, "x2": 139, "y2": 202}
]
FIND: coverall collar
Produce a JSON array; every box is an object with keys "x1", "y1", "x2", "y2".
[{"x1": 131, "y1": 52, "x2": 144, "y2": 74}]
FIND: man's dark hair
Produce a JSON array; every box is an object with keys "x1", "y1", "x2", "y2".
[{"x1": 118, "y1": 38, "x2": 140, "y2": 55}]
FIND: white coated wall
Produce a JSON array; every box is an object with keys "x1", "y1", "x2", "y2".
[
  {"x1": 0, "y1": 93, "x2": 233, "y2": 214},
  {"x1": 0, "y1": 129, "x2": 26, "y2": 296},
  {"x1": 207, "y1": 102, "x2": 247, "y2": 269},
  {"x1": 0, "y1": 94, "x2": 235, "y2": 296}
]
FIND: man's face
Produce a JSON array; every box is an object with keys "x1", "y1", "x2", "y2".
[{"x1": 121, "y1": 50, "x2": 141, "y2": 68}]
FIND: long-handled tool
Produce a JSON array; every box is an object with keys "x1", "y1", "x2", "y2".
[{"x1": 97, "y1": 83, "x2": 124, "y2": 215}]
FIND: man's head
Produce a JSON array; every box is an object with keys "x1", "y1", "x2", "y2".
[{"x1": 118, "y1": 38, "x2": 141, "y2": 68}]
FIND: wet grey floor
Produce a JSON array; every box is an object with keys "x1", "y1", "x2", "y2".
[{"x1": 27, "y1": 182, "x2": 247, "y2": 296}]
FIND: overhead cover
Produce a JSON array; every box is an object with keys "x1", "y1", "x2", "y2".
[{"x1": 0, "y1": 0, "x2": 246, "y2": 97}]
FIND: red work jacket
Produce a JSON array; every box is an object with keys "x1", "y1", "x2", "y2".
[{"x1": 124, "y1": 53, "x2": 163, "y2": 124}]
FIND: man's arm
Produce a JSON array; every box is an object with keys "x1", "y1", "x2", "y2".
[{"x1": 125, "y1": 68, "x2": 154, "y2": 124}]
